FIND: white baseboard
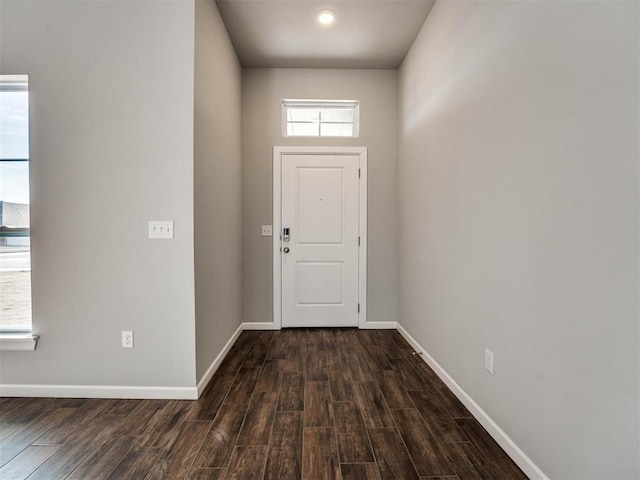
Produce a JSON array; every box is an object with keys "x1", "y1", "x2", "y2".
[
  {"x1": 0, "y1": 384, "x2": 198, "y2": 400},
  {"x1": 396, "y1": 323, "x2": 549, "y2": 480},
  {"x1": 196, "y1": 323, "x2": 244, "y2": 397},
  {"x1": 360, "y1": 321, "x2": 398, "y2": 330},
  {"x1": 242, "y1": 322, "x2": 279, "y2": 330},
  {"x1": 0, "y1": 323, "x2": 246, "y2": 401}
]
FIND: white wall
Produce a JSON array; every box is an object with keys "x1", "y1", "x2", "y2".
[
  {"x1": 194, "y1": 0, "x2": 243, "y2": 383},
  {"x1": 0, "y1": 1, "x2": 197, "y2": 389},
  {"x1": 398, "y1": 1, "x2": 639, "y2": 478},
  {"x1": 242, "y1": 68, "x2": 398, "y2": 326}
]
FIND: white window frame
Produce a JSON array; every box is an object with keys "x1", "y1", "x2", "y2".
[
  {"x1": 282, "y1": 99, "x2": 360, "y2": 138},
  {"x1": 0, "y1": 75, "x2": 38, "y2": 351}
]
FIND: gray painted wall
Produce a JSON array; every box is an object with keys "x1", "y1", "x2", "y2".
[
  {"x1": 398, "y1": 1, "x2": 639, "y2": 478},
  {"x1": 0, "y1": 1, "x2": 197, "y2": 388},
  {"x1": 241, "y1": 68, "x2": 398, "y2": 326},
  {"x1": 194, "y1": 0, "x2": 243, "y2": 383}
]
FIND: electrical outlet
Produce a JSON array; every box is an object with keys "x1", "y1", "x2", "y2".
[
  {"x1": 261, "y1": 225, "x2": 273, "y2": 237},
  {"x1": 148, "y1": 221, "x2": 174, "y2": 239},
  {"x1": 484, "y1": 348, "x2": 494, "y2": 374},
  {"x1": 122, "y1": 331, "x2": 134, "y2": 348}
]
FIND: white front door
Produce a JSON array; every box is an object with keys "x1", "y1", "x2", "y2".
[{"x1": 279, "y1": 152, "x2": 362, "y2": 328}]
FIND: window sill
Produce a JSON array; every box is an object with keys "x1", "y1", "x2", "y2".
[{"x1": 0, "y1": 333, "x2": 39, "y2": 351}]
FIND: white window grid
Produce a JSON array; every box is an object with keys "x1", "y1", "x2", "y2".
[{"x1": 282, "y1": 99, "x2": 359, "y2": 138}]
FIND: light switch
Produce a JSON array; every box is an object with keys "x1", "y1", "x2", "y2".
[
  {"x1": 261, "y1": 225, "x2": 273, "y2": 237},
  {"x1": 149, "y1": 221, "x2": 174, "y2": 239}
]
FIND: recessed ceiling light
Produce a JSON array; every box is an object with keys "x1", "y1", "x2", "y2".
[{"x1": 317, "y1": 9, "x2": 336, "y2": 25}]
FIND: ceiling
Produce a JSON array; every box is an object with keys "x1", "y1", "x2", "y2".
[{"x1": 215, "y1": 0, "x2": 436, "y2": 69}]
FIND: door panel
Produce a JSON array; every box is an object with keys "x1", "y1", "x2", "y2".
[
  {"x1": 297, "y1": 262, "x2": 343, "y2": 305},
  {"x1": 297, "y1": 168, "x2": 344, "y2": 244},
  {"x1": 281, "y1": 154, "x2": 359, "y2": 328}
]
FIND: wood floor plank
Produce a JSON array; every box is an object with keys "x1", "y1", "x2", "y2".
[
  {"x1": 138, "y1": 400, "x2": 200, "y2": 450},
  {"x1": 266, "y1": 333, "x2": 288, "y2": 360},
  {"x1": 376, "y1": 331, "x2": 407, "y2": 361},
  {"x1": 0, "y1": 422, "x2": 22, "y2": 444},
  {"x1": 353, "y1": 381, "x2": 395, "y2": 429},
  {"x1": 105, "y1": 446, "x2": 160, "y2": 480},
  {"x1": 278, "y1": 371, "x2": 304, "y2": 411},
  {"x1": 305, "y1": 350, "x2": 328, "y2": 381},
  {"x1": 368, "y1": 427, "x2": 420, "y2": 480},
  {"x1": 237, "y1": 391, "x2": 278, "y2": 445},
  {"x1": 388, "y1": 330, "x2": 412, "y2": 350},
  {"x1": 225, "y1": 445, "x2": 268, "y2": 480},
  {"x1": 0, "y1": 403, "x2": 51, "y2": 444},
  {"x1": 0, "y1": 407, "x2": 75, "y2": 466},
  {"x1": 186, "y1": 468, "x2": 226, "y2": 480},
  {"x1": 216, "y1": 347, "x2": 247, "y2": 377},
  {"x1": 341, "y1": 463, "x2": 382, "y2": 480},
  {"x1": 401, "y1": 350, "x2": 443, "y2": 387},
  {"x1": 327, "y1": 352, "x2": 355, "y2": 402},
  {"x1": 346, "y1": 351, "x2": 377, "y2": 383},
  {"x1": 33, "y1": 399, "x2": 117, "y2": 445},
  {"x1": 376, "y1": 370, "x2": 415, "y2": 409},
  {"x1": 455, "y1": 418, "x2": 528, "y2": 479},
  {"x1": 304, "y1": 381, "x2": 333, "y2": 427},
  {"x1": 333, "y1": 402, "x2": 374, "y2": 463},
  {"x1": 302, "y1": 427, "x2": 340, "y2": 480},
  {"x1": 305, "y1": 328, "x2": 325, "y2": 353},
  {"x1": 0, "y1": 398, "x2": 31, "y2": 419},
  {"x1": 357, "y1": 330, "x2": 379, "y2": 348},
  {"x1": 283, "y1": 345, "x2": 305, "y2": 373},
  {"x1": 193, "y1": 403, "x2": 249, "y2": 468},
  {"x1": 387, "y1": 358, "x2": 431, "y2": 391},
  {"x1": 107, "y1": 399, "x2": 142, "y2": 415},
  {"x1": 224, "y1": 367, "x2": 261, "y2": 405},
  {"x1": 115, "y1": 399, "x2": 167, "y2": 436},
  {"x1": 363, "y1": 344, "x2": 393, "y2": 372},
  {"x1": 407, "y1": 391, "x2": 467, "y2": 443},
  {"x1": 0, "y1": 398, "x2": 56, "y2": 423},
  {"x1": 320, "y1": 329, "x2": 341, "y2": 356},
  {"x1": 392, "y1": 408, "x2": 454, "y2": 476},
  {"x1": 242, "y1": 332, "x2": 273, "y2": 367},
  {"x1": 197, "y1": 375, "x2": 237, "y2": 420},
  {"x1": 433, "y1": 387, "x2": 472, "y2": 419},
  {"x1": 255, "y1": 359, "x2": 284, "y2": 393},
  {"x1": 145, "y1": 420, "x2": 212, "y2": 480},
  {"x1": 419, "y1": 476, "x2": 460, "y2": 479},
  {"x1": 439, "y1": 442, "x2": 489, "y2": 480},
  {"x1": 264, "y1": 411, "x2": 303, "y2": 480},
  {"x1": 396, "y1": 352, "x2": 467, "y2": 419},
  {"x1": 0, "y1": 445, "x2": 59, "y2": 480},
  {"x1": 52, "y1": 398, "x2": 89, "y2": 409},
  {"x1": 66, "y1": 435, "x2": 136, "y2": 480},
  {"x1": 28, "y1": 414, "x2": 127, "y2": 480}
]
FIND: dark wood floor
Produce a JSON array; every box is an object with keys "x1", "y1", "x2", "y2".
[{"x1": 0, "y1": 329, "x2": 528, "y2": 480}]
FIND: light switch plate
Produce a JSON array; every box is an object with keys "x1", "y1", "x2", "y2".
[
  {"x1": 261, "y1": 225, "x2": 273, "y2": 237},
  {"x1": 485, "y1": 348, "x2": 494, "y2": 375},
  {"x1": 149, "y1": 221, "x2": 174, "y2": 239}
]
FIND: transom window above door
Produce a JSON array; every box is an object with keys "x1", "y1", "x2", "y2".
[{"x1": 282, "y1": 99, "x2": 359, "y2": 138}]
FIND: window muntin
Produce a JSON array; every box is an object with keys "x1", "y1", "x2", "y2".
[
  {"x1": 0, "y1": 75, "x2": 31, "y2": 333},
  {"x1": 283, "y1": 100, "x2": 359, "y2": 138}
]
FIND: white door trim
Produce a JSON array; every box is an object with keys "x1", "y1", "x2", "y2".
[{"x1": 273, "y1": 146, "x2": 367, "y2": 330}]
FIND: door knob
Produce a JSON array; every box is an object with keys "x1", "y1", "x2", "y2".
[{"x1": 283, "y1": 247, "x2": 290, "y2": 253}]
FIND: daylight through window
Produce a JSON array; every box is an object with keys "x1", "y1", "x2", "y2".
[
  {"x1": 0, "y1": 75, "x2": 31, "y2": 332},
  {"x1": 283, "y1": 100, "x2": 359, "y2": 137}
]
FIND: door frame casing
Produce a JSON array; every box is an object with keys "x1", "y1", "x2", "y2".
[{"x1": 273, "y1": 146, "x2": 367, "y2": 330}]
